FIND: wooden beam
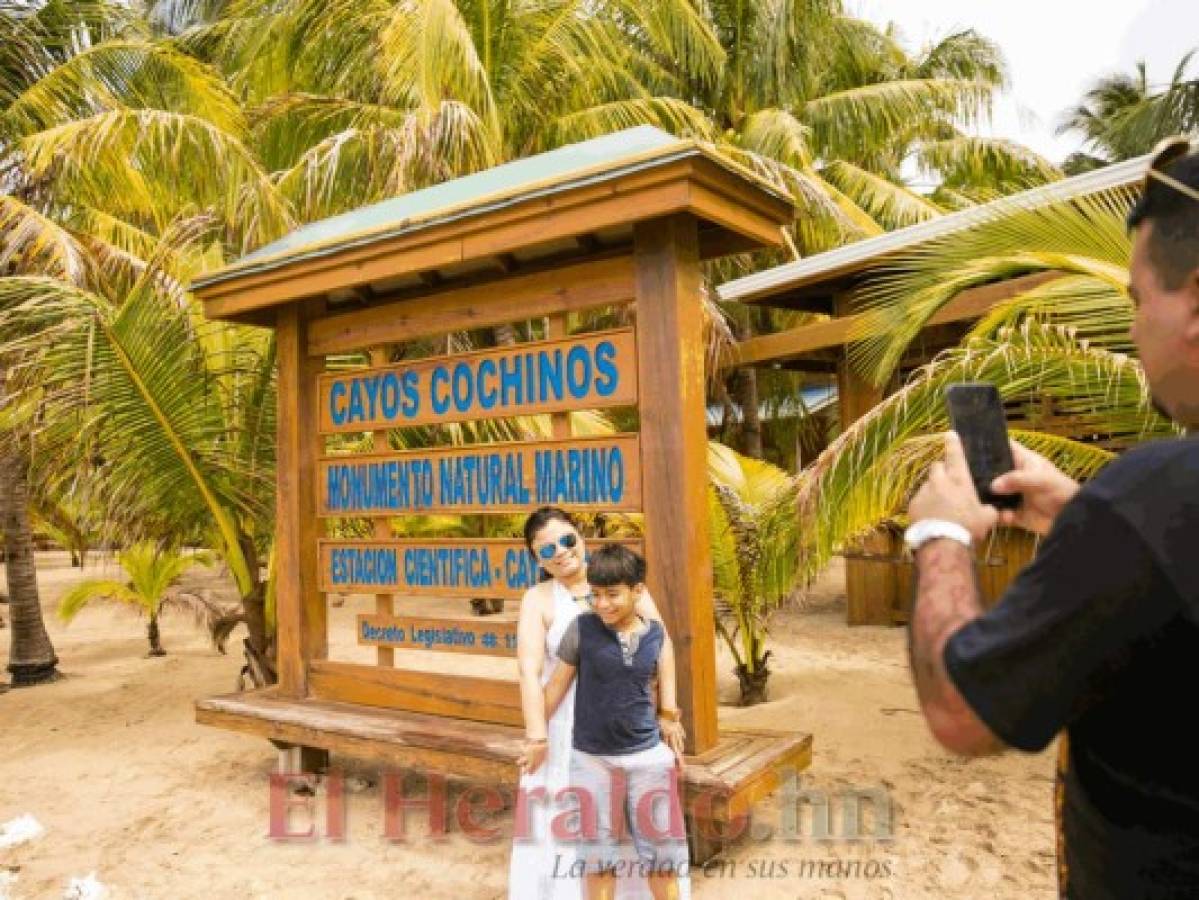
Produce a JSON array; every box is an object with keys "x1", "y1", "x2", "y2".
[
  {"x1": 730, "y1": 316, "x2": 852, "y2": 367},
  {"x1": 726, "y1": 271, "x2": 1064, "y2": 368},
  {"x1": 308, "y1": 254, "x2": 636, "y2": 355},
  {"x1": 275, "y1": 300, "x2": 326, "y2": 697},
  {"x1": 307, "y1": 660, "x2": 523, "y2": 726},
  {"x1": 633, "y1": 214, "x2": 719, "y2": 755}
]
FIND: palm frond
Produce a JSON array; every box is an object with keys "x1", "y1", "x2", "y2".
[
  {"x1": 20, "y1": 108, "x2": 291, "y2": 250},
  {"x1": 0, "y1": 193, "x2": 90, "y2": 284},
  {"x1": 58, "y1": 578, "x2": 142, "y2": 622},
  {"x1": 3, "y1": 38, "x2": 244, "y2": 136},
  {"x1": 821, "y1": 160, "x2": 942, "y2": 229},
  {"x1": 796, "y1": 325, "x2": 1175, "y2": 581},
  {"x1": 848, "y1": 187, "x2": 1138, "y2": 384},
  {"x1": 917, "y1": 135, "x2": 1062, "y2": 189}
]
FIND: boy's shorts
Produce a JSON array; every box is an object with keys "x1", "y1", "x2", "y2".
[{"x1": 568, "y1": 742, "x2": 689, "y2": 877}]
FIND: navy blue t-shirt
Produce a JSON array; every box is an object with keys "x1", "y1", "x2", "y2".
[
  {"x1": 944, "y1": 434, "x2": 1199, "y2": 898},
  {"x1": 557, "y1": 612, "x2": 663, "y2": 755}
]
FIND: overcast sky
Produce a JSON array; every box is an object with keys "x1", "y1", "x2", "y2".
[{"x1": 851, "y1": 0, "x2": 1198, "y2": 164}]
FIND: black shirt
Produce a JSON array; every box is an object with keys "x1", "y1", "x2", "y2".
[
  {"x1": 944, "y1": 434, "x2": 1199, "y2": 898},
  {"x1": 557, "y1": 612, "x2": 663, "y2": 755}
]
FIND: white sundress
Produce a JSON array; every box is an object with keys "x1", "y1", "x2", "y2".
[{"x1": 507, "y1": 580, "x2": 691, "y2": 900}]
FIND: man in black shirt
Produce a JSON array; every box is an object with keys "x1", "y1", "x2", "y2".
[{"x1": 905, "y1": 139, "x2": 1199, "y2": 899}]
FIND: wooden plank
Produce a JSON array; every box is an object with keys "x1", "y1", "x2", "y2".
[
  {"x1": 546, "y1": 314, "x2": 573, "y2": 440},
  {"x1": 194, "y1": 692, "x2": 812, "y2": 804},
  {"x1": 369, "y1": 348, "x2": 395, "y2": 668},
  {"x1": 202, "y1": 241, "x2": 462, "y2": 321},
  {"x1": 730, "y1": 316, "x2": 853, "y2": 368},
  {"x1": 194, "y1": 689, "x2": 523, "y2": 781},
  {"x1": 319, "y1": 434, "x2": 642, "y2": 517},
  {"x1": 197, "y1": 162, "x2": 689, "y2": 314},
  {"x1": 307, "y1": 660, "x2": 523, "y2": 726},
  {"x1": 728, "y1": 271, "x2": 1064, "y2": 368},
  {"x1": 458, "y1": 181, "x2": 693, "y2": 260},
  {"x1": 308, "y1": 255, "x2": 637, "y2": 356},
  {"x1": 319, "y1": 537, "x2": 644, "y2": 598},
  {"x1": 275, "y1": 300, "x2": 326, "y2": 696},
  {"x1": 317, "y1": 328, "x2": 638, "y2": 434},
  {"x1": 357, "y1": 614, "x2": 518, "y2": 657},
  {"x1": 687, "y1": 181, "x2": 786, "y2": 250},
  {"x1": 633, "y1": 215, "x2": 719, "y2": 755}
]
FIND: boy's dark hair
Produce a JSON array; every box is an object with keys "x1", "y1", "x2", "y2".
[
  {"x1": 1127, "y1": 150, "x2": 1199, "y2": 291},
  {"x1": 586, "y1": 544, "x2": 647, "y2": 588}
]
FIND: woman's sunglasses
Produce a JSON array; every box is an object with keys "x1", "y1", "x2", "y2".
[
  {"x1": 536, "y1": 532, "x2": 579, "y2": 561},
  {"x1": 1143, "y1": 136, "x2": 1199, "y2": 202}
]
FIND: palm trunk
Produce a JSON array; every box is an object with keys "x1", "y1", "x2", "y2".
[
  {"x1": 147, "y1": 611, "x2": 166, "y2": 656},
  {"x1": 1, "y1": 440, "x2": 59, "y2": 685},
  {"x1": 732, "y1": 319, "x2": 764, "y2": 459},
  {"x1": 236, "y1": 535, "x2": 274, "y2": 685}
]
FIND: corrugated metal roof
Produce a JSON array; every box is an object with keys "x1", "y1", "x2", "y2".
[
  {"x1": 717, "y1": 154, "x2": 1149, "y2": 304},
  {"x1": 192, "y1": 126, "x2": 790, "y2": 291}
]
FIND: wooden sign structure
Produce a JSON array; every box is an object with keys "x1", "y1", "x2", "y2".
[{"x1": 191, "y1": 126, "x2": 812, "y2": 859}]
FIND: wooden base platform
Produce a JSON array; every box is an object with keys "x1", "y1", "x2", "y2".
[{"x1": 196, "y1": 689, "x2": 812, "y2": 862}]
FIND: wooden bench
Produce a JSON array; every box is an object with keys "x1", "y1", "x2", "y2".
[{"x1": 196, "y1": 689, "x2": 812, "y2": 861}]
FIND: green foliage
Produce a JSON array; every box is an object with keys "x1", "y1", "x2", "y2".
[
  {"x1": 57, "y1": 542, "x2": 230, "y2": 654},
  {"x1": 707, "y1": 442, "x2": 801, "y2": 703}
]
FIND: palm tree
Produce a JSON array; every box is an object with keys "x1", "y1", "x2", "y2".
[
  {"x1": 707, "y1": 442, "x2": 801, "y2": 704},
  {"x1": 57, "y1": 542, "x2": 231, "y2": 655},
  {"x1": 681, "y1": 12, "x2": 1059, "y2": 459},
  {"x1": 1058, "y1": 50, "x2": 1199, "y2": 174},
  {"x1": 1, "y1": 367, "x2": 59, "y2": 684},
  {"x1": 0, "y1": 0, "x2": 295, "y2": 678},
  {"x1": 792, "y1": 185, "x2": 1178, "y2": 579}
]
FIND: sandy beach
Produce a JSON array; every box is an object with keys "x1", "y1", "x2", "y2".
[{"x1": 1, "y1": 552, "x2": 1057, "y2": 898}]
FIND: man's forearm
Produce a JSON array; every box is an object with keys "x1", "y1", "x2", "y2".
[{"x1": 909, "y1": 539, "x2": 1003, "y2": 755}]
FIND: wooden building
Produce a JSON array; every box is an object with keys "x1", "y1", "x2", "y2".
[
  {"x1": 190, "y1": 126, "x2": 812, "y2": 859},
  {"x1": 717, "y1": 157, "x2": 1147, "y2": 626}
]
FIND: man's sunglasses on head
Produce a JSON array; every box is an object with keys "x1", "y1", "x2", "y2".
[
  {"x1": 1144, "y1": 136, "x2": 1199, "y2": 202},
  {"x1": 537, "y1": 533, "x2": 579, "y2": 560}
]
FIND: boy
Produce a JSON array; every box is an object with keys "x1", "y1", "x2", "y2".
[{"x1": 544, "y1": 545, "x2": 689, "y2": 900}]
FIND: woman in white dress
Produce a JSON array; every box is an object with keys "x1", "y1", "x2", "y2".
[{"x1": 508, "y1": 508, "x2": 690, "y2": 900}]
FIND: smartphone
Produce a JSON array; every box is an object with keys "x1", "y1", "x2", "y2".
[{"x1": 945, "y1": 383, "x2": 1020, "y2": 510}]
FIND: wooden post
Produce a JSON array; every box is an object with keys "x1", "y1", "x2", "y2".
[
  {"x1": 546, "y1": 314, "x2": 572, "y2": 440},
  {"x1": 370, "y1": 348, "x2": 395, "y2": 666},
  {"x1": 275, "y1": 300, "x2": 326, "y2": 696},
  {"x1": 633, "y1": 216, "x2": 718, "y2": 755},
  {"x1": 833, "y1": 292, "x2": 895, "y2": 626}
]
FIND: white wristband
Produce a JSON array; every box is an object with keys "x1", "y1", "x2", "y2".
[{"x1": 904, "y1": 519, "x2": 972, "y2": 553}]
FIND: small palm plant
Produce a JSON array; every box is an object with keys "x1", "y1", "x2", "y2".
[
  {"x1": 707, "y1": 443, "x2": 802, "y2": 706},
  {"x1": 57, "y1": 543, "x2": 230, "y2": 656}
]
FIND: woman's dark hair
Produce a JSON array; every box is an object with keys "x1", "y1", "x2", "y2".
[
  {"x1": 522, "y1": 506, "x2": 578, "y2": 553},
  {"x1": 586, "y1": 544, "x2": 647, "y2": 588}
]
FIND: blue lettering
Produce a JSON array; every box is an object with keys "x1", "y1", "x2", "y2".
[
  {"x1": 566, "y1": 346, "x2": 591, "y2": 399},
  {"x1": 452, "y1": 363, "x2": 473, "y2": 413},
  {"x1": 401, "y1": 371, "x2": 420, "y2": 417},
  {"x1": 477, "y1": 359, "x2": 498, "y2": 410},
  {"x1": 593, "y1": 341, "x2": 618, "y2": 397},
  {"x1": 430, "y1": 367, "x2": 451, "y2": 414},
  {"x1": 329, "y1": 381, "x2": 348, "y2": 426},
  {"x1": 499, "y1": 356, "x2": 522, "y2": 406},
  {"x1": 380, "y1": 373, "x2": 401, "y2": 420},
  {"x1": 538, "y1": 349, "x2": 564, "y2": 403}
]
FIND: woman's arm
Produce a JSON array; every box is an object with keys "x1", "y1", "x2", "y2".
[
  {"x1": 543, "y1": 662, "x2": 577, "y2": 721},
  {"x1": 656, "y1": 629, "x2": 685, "y2": 766},
  {"x1": 515, "y1": 587, "x2": 550, "y2": 773},
  {"x1": 635, "y1": 587, "x2": 663, "y2": 622}
]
